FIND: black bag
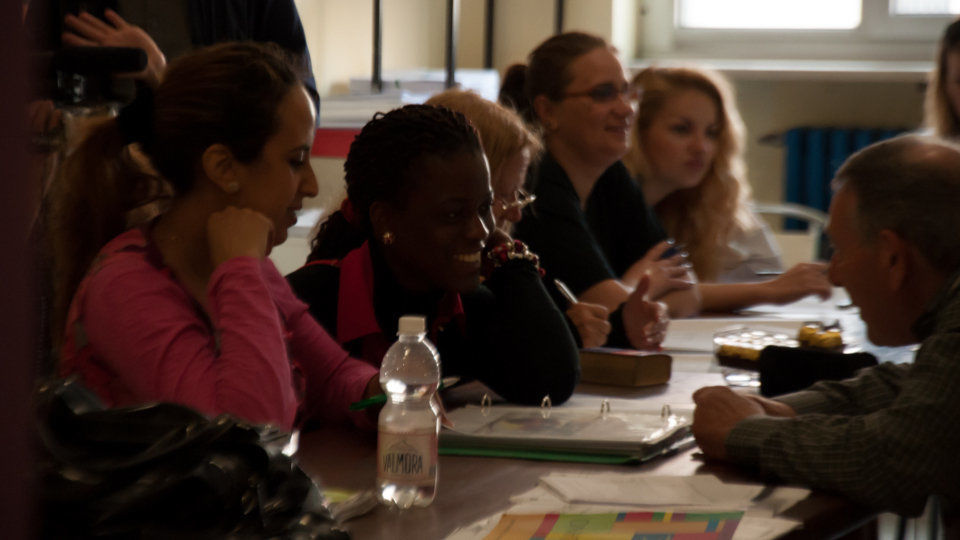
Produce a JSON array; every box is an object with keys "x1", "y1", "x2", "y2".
[
  {"x1": 758, "y1": 346, "x2": 879, "y2": 397},
  {"x1": 36, "y1": 378, "x2": 350, "y2": 539}
]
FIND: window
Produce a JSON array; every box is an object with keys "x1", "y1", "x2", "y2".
[
  {"x1": 648, "y1": 0, "x2": 960, "y2": 61},
  {"x1": 891, "y1": 0, "x2": 960, "y2": 15},
  {"x1": 678, "y1": 0, "x2": 861, "y2": 30}
]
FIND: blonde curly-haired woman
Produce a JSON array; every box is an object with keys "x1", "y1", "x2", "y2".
[{"x1": 624, "y1": 66, "x2": 831, "y2": 311}]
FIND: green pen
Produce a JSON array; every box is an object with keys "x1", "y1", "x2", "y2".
[{"x1": 349, "y1": 376, "x2": 460, "y2": 411}]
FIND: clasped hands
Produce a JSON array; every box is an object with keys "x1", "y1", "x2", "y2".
[{"x1": 691, "y1": 386, "x2": 796, "y2": 460}]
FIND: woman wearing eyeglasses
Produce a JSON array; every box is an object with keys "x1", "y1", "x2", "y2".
[
  {"x1": 287, "y1": 105, "x2": 580, "y2": 405},
  {"x1": 426, "y1": 89, "x2": 665, "y2": 349},
  {"x1": 503, "y1": 32, "x2": 702, "y2": 322}
]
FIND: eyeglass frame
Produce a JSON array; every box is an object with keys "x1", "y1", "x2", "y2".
[
  {"x1": 562, "y1": 81, "x2": 639, "y2": 104},
  {"x1": 494, "y1": 188, "x2": 537, "y2": 213}
]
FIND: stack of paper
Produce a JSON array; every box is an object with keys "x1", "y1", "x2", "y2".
[
  {"x1": 540, "y1": 473, "x2": 765, "y2": 507},
  {"x1": 319, "y1": 91, "x2": 429, "y2": 127},
  {"x1": 445, "y1": 474, "x2": 811, "y2": 540}
]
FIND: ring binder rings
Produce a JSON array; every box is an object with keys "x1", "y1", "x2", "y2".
[{"x1": 439, "y1": 397, "x2": 692, "y2": 464}]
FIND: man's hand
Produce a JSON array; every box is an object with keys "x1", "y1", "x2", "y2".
[
  {"x1": 63, "y1": 9, "x2": 166, "y2": 87},
  {"x1": 743, "y1": 393, "x2": 797, "y2": 418},
  {"x1": 691, "y1": 386, "x2": 765, "y2": 460}
]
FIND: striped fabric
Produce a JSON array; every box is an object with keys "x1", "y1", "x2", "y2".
[{"x1": 783, "y1": 127, "x2": 906, "y2": 229}]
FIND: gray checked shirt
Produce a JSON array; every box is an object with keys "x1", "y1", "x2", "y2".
[{"x1": 726, "y1": 272, "x2": 960, "y2": 517}]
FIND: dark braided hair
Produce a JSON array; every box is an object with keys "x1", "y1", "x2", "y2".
[{"x1": 308, "y1": 104, "x2": 483, "y2": 260}]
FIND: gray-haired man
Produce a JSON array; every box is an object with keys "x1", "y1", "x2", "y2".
[{"x1": 692, "y1": 135, "x2": 960, "y2": 527}]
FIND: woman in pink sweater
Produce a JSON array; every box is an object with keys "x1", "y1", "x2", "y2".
[{"x1": 49, "y1": 43, "x2": 379, "y2": 430}]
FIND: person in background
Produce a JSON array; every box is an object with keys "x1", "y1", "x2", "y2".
[
  {"x1": 501, "y1": 32, "x2": 701, "y2": 320},
  {"x1": 287, "y1": 105, "x2": 581, "y2": 406},
  {"x1": 924, "y1": 16, "x2": 960, "y2": 139},
  {"x1": 27, "y1": 0, "x2": 318, "y2": 99},
  {"x1": 692, "y1": 135, "x2": 960, "y2": 527},
  {"x1": 426, "y1": 88, "x2": 667, "y2": 349},
  {"x1": 624, "y1": 66, "x2": 831, "y2": 312},
  {"x1": 50, "y1": 43, "x2": 379, "y2": 431}
]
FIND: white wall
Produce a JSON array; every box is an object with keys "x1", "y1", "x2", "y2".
[{"x1": 295, "y1": 0, "x2": 448, "y2": 95}]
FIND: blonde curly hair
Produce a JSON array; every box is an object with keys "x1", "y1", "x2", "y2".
[
  {"x1": 426, "y1": 89, "x2": 541, "y2": 184},
  {"x1": 923, "y1": 17, "x2": 960, "y2": 138},
  {"x1": 623, "y1": 66, "x2": 753, "y2": 282}
]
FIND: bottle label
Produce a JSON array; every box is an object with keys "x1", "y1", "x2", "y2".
[{"x1": 377, "y1": 427, "x2": 437, "y2": 486}]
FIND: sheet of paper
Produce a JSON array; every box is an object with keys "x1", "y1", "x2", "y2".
[
  {"x1": 738, "y1": 287, "x2": 850, "y2": 318},
  {"x1": 481, "y1": 510, "x2": 745, "y2": 540},
  {"x1": 748, "y1": 486, "x2": 812, "y2": 517},
  {"x1": 446, "y1": 496, "x2": 801, "y2": 540},
  {"x1": 540, "y1": 473, "x2": 765, "y2": 507},
  {"x1": 445, "y1": 482, "x2": 803, "y2": 540},
  {"x1": 571, "y1": 371, "x2": 725, "y2": 413}
]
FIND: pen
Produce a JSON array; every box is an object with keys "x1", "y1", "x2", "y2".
[
  {"x1": 349, "y1": 376, "x2": 460, "y2": 411},
  {"x1": 554, "y1": 278, "x2": 579, "y2": 305}
]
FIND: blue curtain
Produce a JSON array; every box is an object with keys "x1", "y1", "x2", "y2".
[{"x1": 783, "y1": 127, "x2": 905, "y2": 229}]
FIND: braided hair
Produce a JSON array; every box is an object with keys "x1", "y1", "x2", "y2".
[{"x1": 308, "y1": 104, "x2": 483, "y2": 260}]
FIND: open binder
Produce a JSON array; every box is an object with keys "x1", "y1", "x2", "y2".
[{"x1": 439, "y1": 398, "x2": 692, "y2": 464}]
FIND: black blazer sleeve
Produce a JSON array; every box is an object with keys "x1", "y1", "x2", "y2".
[{"x1": 450, "y1": 260, "x2": 581, "y2": 406}]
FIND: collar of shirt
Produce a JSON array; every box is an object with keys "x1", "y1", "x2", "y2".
[
  {"x1": 911, "y1": 268, "x2": 960, "y2": 339},
  {"x1": 335, "y1": 241, "x2": 465, "y2": 345}
]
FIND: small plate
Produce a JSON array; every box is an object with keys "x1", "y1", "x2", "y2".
[{"x1": 712, "y1": 323, "x2": 858, "y2": 388}]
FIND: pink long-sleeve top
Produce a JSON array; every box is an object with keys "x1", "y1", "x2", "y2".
[{"x1": 59, "y1": 228, "x2": 378, "y2": 431}]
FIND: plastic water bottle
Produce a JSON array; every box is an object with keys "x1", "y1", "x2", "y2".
[{"x1": 377, "y1": 315, "x2": 441, "y2": 509}]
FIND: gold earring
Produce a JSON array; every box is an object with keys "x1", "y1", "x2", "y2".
[
  {"x1": 225, "y1": 182, "x2": 240, "y2": 194},
  {"x1": 381, "y1": 231, "x2": 395, "y2": 245}
]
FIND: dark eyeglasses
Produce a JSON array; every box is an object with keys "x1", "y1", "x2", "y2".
[
  {"x1": 563, "y1": 82, "x2": 639, "y2": 103},
  {"x1": 494, "y1": 188, "x2": 536, "y2": 213}
]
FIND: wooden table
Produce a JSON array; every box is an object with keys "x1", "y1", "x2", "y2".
[{"x1": 297, "y1": 371, "x2": 878, "y2": 539}]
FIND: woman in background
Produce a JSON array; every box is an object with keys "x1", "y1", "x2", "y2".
[
  {"x1": 623, "y1": 66, "x2": 831, "y2": 311},
  {"x1": 50, "y1": 43, "x2": 379, "y2": 431},
  {"x1": 287, "y1": 105, "x2": 580, "y2": 405},
  {"x1": 502, "y1": 32, "x2": 700, "y2": 319},
  {"x1": 426, "y1": 89, "x2": 667, "y2": 349},
  {"x1": 924, "y1": 17, "x2": 960, "y2": 139}
]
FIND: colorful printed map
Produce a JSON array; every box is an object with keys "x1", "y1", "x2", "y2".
[{"x1": 484, "y1": 511, "x2": 743, "y2": 540}]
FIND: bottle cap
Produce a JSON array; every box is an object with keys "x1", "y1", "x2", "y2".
[{"x1": 397, "y1": 315, "x2": 426, "y2": 336}]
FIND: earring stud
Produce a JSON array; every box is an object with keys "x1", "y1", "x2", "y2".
[
  {"x1": 381, "y1": 231, "x2": 395, "y2": 245},
  {"x1": 225, "y1": 182, "x2": 240, "y2": 194}
]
